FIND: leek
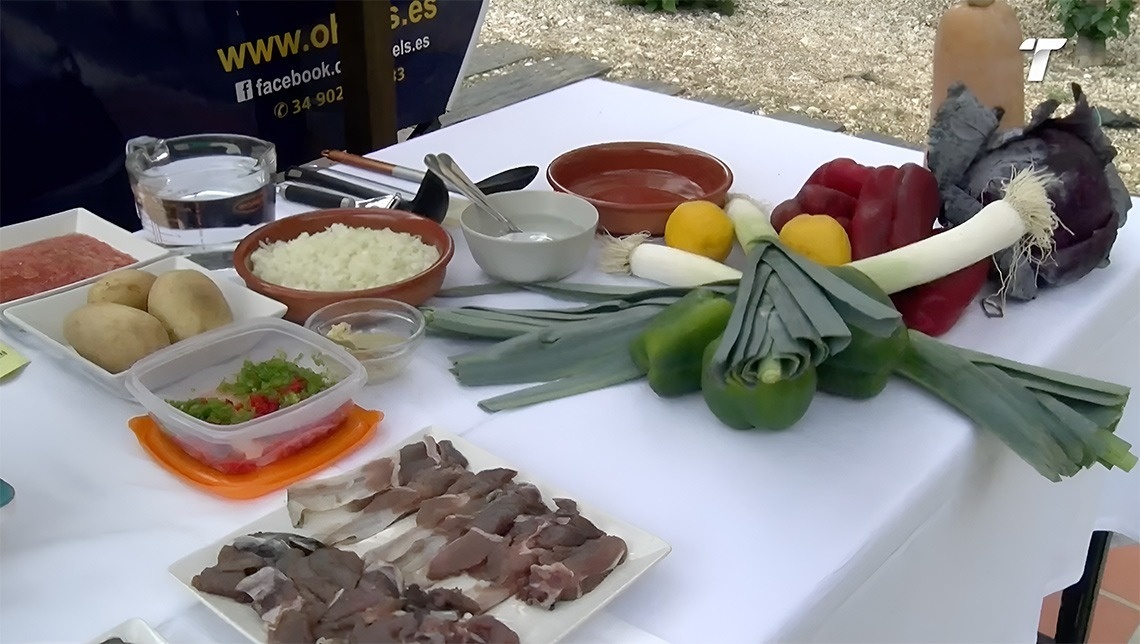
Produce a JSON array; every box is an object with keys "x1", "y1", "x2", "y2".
[
  {"x1": 601, "y1": 168, "x2": 1061, "y2": 303},
  {"x1": 598, "y1": 232, "x2": 744, "y2": 286},
  {"x1": 850, "y1": 169, "x2": 1059, "y2": 295},
  {"x1": 421, "y1": 283, "x2": 729, "y2": 411},
  {"x1": 896, "y1": 331, "x2": 1135, "y2": 480}
]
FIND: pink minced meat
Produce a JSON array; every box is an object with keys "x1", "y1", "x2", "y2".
[{"x1": 0, "y1": 233, "x2": 135, "y2": 303}]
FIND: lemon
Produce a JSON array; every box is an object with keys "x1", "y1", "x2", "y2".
[
  {"x1": 663, "y1": 200, "x2": 736, "y2": 262},
  {"x1": 778, "y1": 214, "x2": 852, "y2": 266}
]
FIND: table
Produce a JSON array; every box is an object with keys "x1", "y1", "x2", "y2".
[{"x1": 1, "y1": 78, "x2": 1136, "y2": 643}]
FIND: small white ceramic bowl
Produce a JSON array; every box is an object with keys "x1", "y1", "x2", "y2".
[{"x1": 460, "y1": 190, "x2": 599, "y2": 283}]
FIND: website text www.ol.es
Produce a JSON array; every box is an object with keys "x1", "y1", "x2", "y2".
[{"x1": 216, "y1": 1, "x2": 438, "y2": 73}]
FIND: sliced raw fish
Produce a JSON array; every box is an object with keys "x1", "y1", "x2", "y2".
[
  {"x1": 233, "y1": 532, "x2": 326, "y2": 559},
  {"x1": 287, "y1": 456, "x2": 397, "y2": 527},
  {"x1": 235, "y1": 566, "x2": 301, "y2": 619},
  {"x1": 322, "y1": 463, "x2": 468, "y2": 546},
  {"x1": 519, "y1": 534, "x2": 629, "y2": 609},
  {"x1": 365, "y1": 468, "x2": 518, "y2": 566},
  {"x1": 287, "y1": 437, "x2": 469, "y2": 529},
  {"x1": 191, "y1": 545, "x2": 271, "y2": 602}
]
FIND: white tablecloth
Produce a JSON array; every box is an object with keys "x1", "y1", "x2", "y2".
[{"x1": 1, "y1": 79, "x2": 1136, "y2": 643}]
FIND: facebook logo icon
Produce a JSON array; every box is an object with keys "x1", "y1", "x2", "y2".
[{"x1": 234, "y1": 79, "x2": 254, "y2": 103}]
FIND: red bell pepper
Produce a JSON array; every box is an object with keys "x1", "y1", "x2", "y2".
[
  {"x1": 771, "y1": 184, "x2": 856, "y2": 234},
  {"x1": 889, "y1": 228, "x2": 992, "y2": 337},
  {"x1": 772, "y1": 158, "x2": 988, "y2": 336},
  {"x1": 772, "y1": 157, "x2": 871, "y2": 233},
  {"x1": 848, "y1": 163, "x2": 941, "y2": 260},
  {"x1": 804, "y1": 157, "x2": 872, "y2": 198}
]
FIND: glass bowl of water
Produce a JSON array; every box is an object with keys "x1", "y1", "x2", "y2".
[{"x1": 125, "y1": 133, "x2": 277, "y2": 248}]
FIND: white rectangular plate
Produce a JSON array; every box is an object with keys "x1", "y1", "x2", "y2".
[
  {"x1": 3, "y1": 255, "x2": 289, "y2": 400},
  {"x1": 0, "y1": 208, "x2": 170, "y2": 315},
  {"x1": 169, "y1": 427, "x2": 671, "y2": 644},
  {"x1": 88, "y1": 618, "x2": 169, "y2": 644}
]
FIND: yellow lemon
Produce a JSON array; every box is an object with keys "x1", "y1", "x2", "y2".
[
  {"x1": 778, "y1": 214, "x2": 852, "y2": 266},
  {"x1": 663, "y1": 200, "x2": 735, "y2": 262}
]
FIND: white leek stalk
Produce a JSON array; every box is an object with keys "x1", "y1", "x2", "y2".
[
  {"x1": 725, "y1": 193, "x2": 778, "y2": 253},
  {"x1": 599, "y1": 168, "x2": 1059, "y2": 295},
  {"x1": 598, "y1": 232, "x2": 742, "y2": 286},
  {"x1": 848, "y1": 168, "x2": 1059, "y2": 294}
]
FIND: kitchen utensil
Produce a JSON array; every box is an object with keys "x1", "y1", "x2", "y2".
[
  {"x1": 423, "y1": 153, "x2": 552, "y2": 242},
  {"x1": 283, "y1": 166, "x2": 450, "y2": 224},
  {"x1": 125, "y1": 134, "x2": 277, "y2": 247},
  {"x1": 232, "y1": 209, "x2": 454, "y2": 323},
  {"x1": 280, "y1": 183, "x2": 401, "y2": 210},
  {"x1": 310, "y1": 167, "x2": 417, "y2": 196},
  {"x1": 322, "y1": 149, "x2": 540, "y2": 195},
  {"x1": 0, "y1": 478, "x2": 14, "y2": 507},
  {"x1": 547, "y1": 141, "x2": 733, "y2": 236},
  {"x1": 281, "y1": 166, "x2": 383, "y2": 200},
  {"x1": 461, "y1": 191, "x2": 598, "y2": 283}
]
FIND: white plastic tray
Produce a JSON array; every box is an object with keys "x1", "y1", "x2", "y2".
[
  {"x1": 3, "y1": 255, "x2": 288, "y2": 400},
  {"x1": 0, "y1": 208, "x2": 170, "y2": 315},
  {"x1": 169, "y1": 427, "x2": 672, "y2": 644},
  {"x1": 88, "y1": 618, "x2": 168, "y2": 644}
]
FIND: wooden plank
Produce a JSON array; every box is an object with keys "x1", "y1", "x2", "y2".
[
  {"x1": 466, "y1": 42, "x2": 537, "y2": 76},
  {"x1": 690, "y1": 94, "x2": 762, "y2": 113},
  {"x1": 616, "y1": 78, "x2": 685, "y2": 96},
  {"x1": 766, "y1": 111, "x2": 846, "y2": 133},
  {"x1": 335, "y1": 0, "x2": 398, "y2": 151},
  {"x1": 442, "y1": 55, "x2": 612, "y2": 127},
  {"x1": 854, "y1": 131, "x2": 923, "y2": 150}
]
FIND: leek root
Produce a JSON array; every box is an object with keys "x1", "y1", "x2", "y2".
[{"x1": 598, "y1": 232, "x2": 744, "y2": 286}]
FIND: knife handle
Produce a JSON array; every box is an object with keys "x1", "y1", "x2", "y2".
[
  {"x1": 282, "y1": 184, "x2": 354, "y2": 209},
  {"x1": 285, "y1": 166, "x2": 379, "y2": 199}
]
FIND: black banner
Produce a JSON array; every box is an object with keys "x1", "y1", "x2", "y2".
[{"x1": 0, "y1": 0, "x2": 486, "y2": 229}]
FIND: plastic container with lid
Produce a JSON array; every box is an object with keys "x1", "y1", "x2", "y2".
[{"x1": 125, "y1": 317, "x2": 366, "y2": 474}]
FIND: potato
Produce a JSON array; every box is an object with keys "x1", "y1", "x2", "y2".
[
  {"x1": 87, "y1": 269, "x2": 157, "y2": 310},
  {"x1": 64, "y1": 302, "x2": 171, "y2": 374},
  {"x1": 147, "y1": 269, "x2": 234, "y2": 342}
]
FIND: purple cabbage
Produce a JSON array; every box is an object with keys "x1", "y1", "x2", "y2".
[{"x1": 926, "y1": 83, "x2": 1131, "y2": 306}]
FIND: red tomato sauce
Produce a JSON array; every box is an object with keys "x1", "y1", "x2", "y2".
[{"x1": 0, "y1": 233, "x2": 136, "y2": 303}]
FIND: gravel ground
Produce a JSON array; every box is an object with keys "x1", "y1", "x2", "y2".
[{"x1": 479, "y1": 0, "x2": 1140, "y2": 193}]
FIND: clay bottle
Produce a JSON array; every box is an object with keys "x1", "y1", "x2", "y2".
[{"x1": 930, "y1": 0, "x2": 1026, "y2": 130}]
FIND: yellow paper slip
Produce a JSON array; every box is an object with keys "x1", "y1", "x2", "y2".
[{"x1": 0, "y1": 341, "x2": 29, "y2": 380}]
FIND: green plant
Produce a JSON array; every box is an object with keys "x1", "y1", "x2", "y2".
[
  {"x1": 1048, "y1": 0, "x2": 1134, "y2": 41},
  {"x1": 615, "y1": 0, "x2": 736, "y2": 16}
]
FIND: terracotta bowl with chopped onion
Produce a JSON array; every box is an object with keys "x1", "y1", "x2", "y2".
[{"x1": 233, "y1": 209, "x2": 454, "y2": 324}]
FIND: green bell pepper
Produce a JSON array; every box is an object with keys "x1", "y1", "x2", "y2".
[
  {"x1": 816, "y1": 266, "x2": 911, "y2": 399},
  {"x1": 629, "y1": 288, "x2": 734, "y2": 398},
  {"x1": 700, "y1": 335, "x2": 818, "y2": 430}
]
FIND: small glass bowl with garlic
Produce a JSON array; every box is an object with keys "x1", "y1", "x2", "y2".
[{"x1": 303, "y1": 298, "x2": 425, "y2": 384}]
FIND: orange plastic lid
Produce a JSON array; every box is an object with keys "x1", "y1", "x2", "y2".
[{"x1": 128, "y1": 405, "x2": 383, "y2": 500}]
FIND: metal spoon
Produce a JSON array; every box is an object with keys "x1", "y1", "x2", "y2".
[{"x1": 423, "y1": 153, "x2": 553, "y2": 242}]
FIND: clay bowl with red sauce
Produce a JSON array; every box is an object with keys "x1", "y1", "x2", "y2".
[
  {"x1": 546, "y1": 141, "x2": 734, "y2": 236},
  {"x1": 233, "y1": 209, "x2": 454, "y2": 324}
]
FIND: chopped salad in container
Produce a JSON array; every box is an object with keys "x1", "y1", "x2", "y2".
[{"x1": 125, "y1": 318, "x2": 366, "y2": 474}]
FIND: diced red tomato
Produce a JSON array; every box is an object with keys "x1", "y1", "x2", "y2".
[
  {"x1": 249, "y1": 395, "x2": 280, "y2": 417},
  {"x1": 285, "y1": 377, "x2": 307, "y2": 394}
]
